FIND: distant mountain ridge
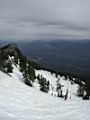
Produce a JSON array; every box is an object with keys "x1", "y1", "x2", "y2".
[{"x1": 13, "y1": 40, "x2": 90, "y2": 79}]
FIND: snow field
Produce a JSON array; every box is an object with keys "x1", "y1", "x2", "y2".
[{"x1": 0, "y1": 67, "x2": 90, "y2": 120}]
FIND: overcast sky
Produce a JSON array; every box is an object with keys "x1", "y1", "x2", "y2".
[{"x1": 0, "y1": 0, "x2": 90, "y2": 41}]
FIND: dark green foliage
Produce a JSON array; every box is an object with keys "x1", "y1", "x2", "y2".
[
  {"x1": 0, "y1": 48, "x2": 13, "y2": 73},
  {"x1": 40, "y1": 80, "x2": 50, "y2": 93},
  {"x1": 1, "y1": 61, "x2": 13, "y2": 73},
  {"x1": 56, "y1": 79, "x2": 64, "y2": 98},
  {"x1": 0, "y1": 44, "x2": 36, "y2": 87},
  {"x1": 77, "y1": 84, "x2": 90, "y2": 100},
  {"x1": 24, "y1": 71, "x2": 33, "y2": 87},
  {"x1": 0, "y1": 54, "x2": 3, "y2": 70},
  {"x1": 25, "y1": 79, "x2": 32, "y2": 87},
  {"x1": 37, "y1": 75, "x2": 50, "y2": 93},
  {"x1": 64, "y1": 75, "x2": 68, "y2": 80},
  {"x1": 23, "y1": 67, "x2": 31, "y2": 86},
  {"x1": 6, "y1": 62, "x2": 13, "y2": 73},
  {"x1": 28, "y1": 61, "x2": 36, "y2": 81},
  {"x1": 0, "y1": 44, "x2": 18, "y2": 72},
  {"x1": 83, "y1": 93, "x2": 89, "y2": 100},
  {"x1": 14, "y1": 47, "x2": 36, "y2": 87},
  {"x1": 23, "y1": 61, "x2": 36, "y2": 87}
]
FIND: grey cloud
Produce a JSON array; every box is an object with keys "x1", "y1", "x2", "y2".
[{"x1": 0, "y1": 0, "x2": 90, "y2": 41}]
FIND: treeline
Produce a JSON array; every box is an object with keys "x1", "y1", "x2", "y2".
[{"x1": 0, "y1": 44, "x2": 36, "y2": 87}]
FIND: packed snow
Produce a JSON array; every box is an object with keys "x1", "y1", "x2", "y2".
[{"x1": 0, "y1": 67, "x2": 90, "y2": 120}]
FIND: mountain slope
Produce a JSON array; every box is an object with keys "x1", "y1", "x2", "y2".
[
  {"x1": 0, "y1": 43, "x2": 90, "y2": 119},
  {"x1": 0, "y1": 43, "x2": 89, "y2": 98},
  {"x1": 35, "y1": 70, "x2": 78, "y2": 97},
  {"x1": 0, "y1": 69, "x2": 90, "y2": 120}
]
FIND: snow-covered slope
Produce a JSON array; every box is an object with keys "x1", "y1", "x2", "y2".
[
  {"x1": 0, "y1": 67, "x2": 90, "y2": 120},
  {"x1": 35, "y1": 70, "x2": 78, "y2": 98}
]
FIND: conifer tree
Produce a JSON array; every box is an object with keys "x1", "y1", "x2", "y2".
[
  {"x1": 38, "y1": 75, "x2": 50, "y2": 93},
  {"x1": 6, "y1": 62, "x2": 13, "y2": 73}
]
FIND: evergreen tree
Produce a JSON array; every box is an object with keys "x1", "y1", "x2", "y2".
[
  {"x1": 38, "y1": 75, "x2": 50, "y2": 93},
  {"x1": 6, "y1": 62, "x2": 13, "y2": 73},
  {"x1": 23, "y1": 62, "x2": 33, "y2": 87},
  {"x1": 28, "y1": 61, "x2": 36, "y2": 82}
]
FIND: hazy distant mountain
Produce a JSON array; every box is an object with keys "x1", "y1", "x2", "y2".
[
  {"x1": 0, "y1": 40, "x2": 90, "y2": 80},
  {"x1": 9, "y1": 40, "x2": 89, "y2": 80}
]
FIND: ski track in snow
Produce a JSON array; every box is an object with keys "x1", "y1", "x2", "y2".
[{"x1": 0, "y1": 67, "x2": 90, "y2": 120}]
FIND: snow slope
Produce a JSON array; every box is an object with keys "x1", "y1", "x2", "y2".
[
  {"x1": 35, "y1": 70, "x2": 78, "y2": 98},
  {"x1": 0, "y1": 68, "x2": 90, "y2": 120}
]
